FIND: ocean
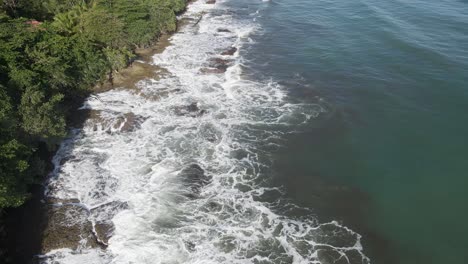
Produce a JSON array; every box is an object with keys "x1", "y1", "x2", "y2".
[{"x1": 41, "y1": 0, "x2": 468, "y2": 263}]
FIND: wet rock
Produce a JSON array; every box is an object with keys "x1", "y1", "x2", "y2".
[
  {"x1": 200, "y1": 68, "x2": 226, "y2": 74},
  {"x1": 68, "y1": 109, "x2": 92, "y2": 129},
  {"x1": 210, "y1": 57, "x2": 231, "y2": 69},
  {"x1": 179, "y1": 164, "x2": 211, "y2": 198},
  {"x1": 140, "y1": 87, "x2": 182, "y2": 101},
  {"x1": 41, "y1": 200, "x2": 128, "y2": 252},
  {"x1": 187, "y1": 102, "x2": 199, "y2": 112},
  {"x1": 206, "y1": 0, "x2": 216, "y2": 4},
  {"x1": 41, "y1": 204, "x2": 97, "y2": 253},
  {"x1": 217, "y1": 28, "x2": 231, "y2": 33},
  {"x1": 174, "y1": 102, "x2": 207, "y2": 117},
  {"x1": 89, "y1": 201, "x2": 128, "y2": 245},
  {"x1": 184, "y1": 240, "x2": 196, "y2": 252},
  {"x1": 44, "y1": 197, "x2": 81, "y2": 205},
  {"x1": 85, "y1": 111, "x2": 146, "y2": 133},
  {"x1": 59, "y1": 155, "x2": 76, "y2": 166},
  {"x1": 221, "y1": 47, "x2": 237, "y2": 56},
  {"x1": 90, "y1": 201, "x2": 129, "y2": 223},
  {"x1": 113, "y1": 112, "x2": 146, "y2": 132},
  {"x1": 200, "y1": 57, "x2": 232, "y2": 74},
  {"x1": 93, "y1": 220, "x2": 114, "y2": 245}
]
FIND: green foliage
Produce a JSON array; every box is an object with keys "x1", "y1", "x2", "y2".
[
  {"x1": 81, "y1": 7, "x2": 127, "y2": 47},
  {"x1": 103, "y1": 47, "x2": 134, "y2": 71},
  {"x1": 20, "y1": 88, "x2": 66, "y2": 139},
  {"x1": 0, "y1": 86, "x2": 31, "y2": 207},
  {"x1": 0, "y1": 0, "x2": 187, "y2": 208},
  {"x1": 0, "y1": 139, "x2": 31, "y2": 208},
  {"x1": 43, "y1": 0, "x2": 90, "y2": 16}
]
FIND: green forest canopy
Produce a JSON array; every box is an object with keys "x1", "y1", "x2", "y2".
[{"x1": 0, "y1": 0, "x2": 187, "y2": 208}]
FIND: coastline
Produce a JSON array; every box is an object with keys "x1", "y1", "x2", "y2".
[
  {"x1": 4, "y1": 0, "x2": 376, "y2": 262},
  {"x1": 0, "y1": 7, "x2": 191, "y2": 263}
]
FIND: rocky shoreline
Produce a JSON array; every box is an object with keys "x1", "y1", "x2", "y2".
[
  {"x1": 38, "y1": 31, "x2": 177, "y2": 260},
  {"x1": 0, "y1": 12, "x2": 181, "y2": 264},
  {"x1": 1, "y1": 1, "x2": 241, "y2": 262}
]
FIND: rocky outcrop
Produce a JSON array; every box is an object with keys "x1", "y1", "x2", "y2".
[
  {"x1": 41, "y1": 204, "x2": 98, "y2": 253},
  {"x1": 221, "y1": 47, "x2": 237, "y2": 56},
  {"x1": 112, "y1": 112, "x2": 146, "y2": 132},
  {"x1": 90, "y1": 201, "x2": 128, "y2": 245},
  {"x1": 41, "y1": 199, "x2": 128, "y2": 252},
  {"x1": 93, "y1": 221, "x2": 114, "y2": 246},
  {"x1": 200, "y1": 58, "x2": 232, "y2": 74},
  {"x1": 85, "y1": 111, "x2": 146, "y2": 133},
  {"x1": 174, "y1": 102, "x2": 207, "y2": 117}
]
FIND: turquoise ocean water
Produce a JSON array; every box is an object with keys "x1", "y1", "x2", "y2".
[{"x1": 229, "y1": 0, "x2": 468, "y2": 263}]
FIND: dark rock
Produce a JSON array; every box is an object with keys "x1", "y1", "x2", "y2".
[
  {"x1": 45, "y1": 197, "x2": 81, "y2": 205},
  {"x1": 41, "y1": 200, "x2": 128, "y2": 252},
  {"x1": 206, "y1": 0, "x2": 216, "y2": 4},
  {"x1": 187, "y1": 102, "x2": 199, "y2": 112},
  {"x1": 90, "y1": 201, "x2": 129, "y2": 214},
  {"x1": 59, "y1": 155, "x2": 76, "y2": 166},
  {"x1": 90, "y1": 201, "x2": 129, "y2": 222},
  {"x1": 211, "y1": 58, "x2": 231, "y2": 71},
  {"x1": 221, "y1": 47, "x2": 237, "y2": 56},
  {"x1": 201, "y1": 58, "x2": 232, "y2": 74},
  {"x1": 68, "y1": 109, "x2": 92, "y2": 129},
  {"x1": 85, "y1": 111, "x2": 146, "y2": 133},
  {"x1": 113, "y1": 112, "x2": 146, "y2": 132},
  {"x1": 184, "y1": 240, "x2": 196, "y2": 252},
  {"x1": 93, "y1": 220, "x2": 114, "y2": 245},
  {"x1": 89, "y1": 201, "x2": 127, "y2": 246},
  {"x1": 41, "y1": 204, "x2": 97, "y2": 253},
  {"x1": 217, "y1": 28, "x2": 231, "y2": 33},
  {"x1": 210, "y1": 57, "x2": 230, "y2": 67},
  {"x1": 174, "y1": 103, "x2": 207, "y2": 117},
  {"x1": 200, "y1": 68, "x2": 226, "y2": 74}
]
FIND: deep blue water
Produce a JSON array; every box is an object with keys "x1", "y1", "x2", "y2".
[{"x1": 228, "y1": 0, "x2": 468, "y2": 263}]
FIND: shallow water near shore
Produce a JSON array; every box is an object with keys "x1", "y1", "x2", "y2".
[
  {"x1": 240, "y1": 0, "x2": 468, "y2": 263},
  {"x1": 40, "y1": 1, "x2": 367, "y2": 263},
  {"x1": 39, "y1": 0, "x2": 468, "y2": 263}
]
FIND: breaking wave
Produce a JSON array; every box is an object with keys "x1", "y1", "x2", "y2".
[{"x1": 41, "y1": 1, "x2": 369, "y2": 263}]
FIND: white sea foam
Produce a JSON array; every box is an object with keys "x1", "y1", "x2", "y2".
[{"x1": 42, "y1": 1, "x2": 369, "y2": 263}]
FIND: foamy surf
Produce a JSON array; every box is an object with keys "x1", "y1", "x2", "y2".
[{"x1": 40, "y1": 1, "x2": 369, "y2": 263}]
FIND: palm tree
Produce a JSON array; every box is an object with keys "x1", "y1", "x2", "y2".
[{"x1": 52, "y1": 0, "x2": 93, "y2": 35}]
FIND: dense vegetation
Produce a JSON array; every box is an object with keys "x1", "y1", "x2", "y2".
[{"x1": 0, "y1": 0, "x2": 186, "y2": 208}]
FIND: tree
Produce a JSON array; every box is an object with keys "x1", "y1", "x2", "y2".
[
  {"x1": 20, "y1": 87, "x2": 66, "y2": 139},
  {"x1": 51, "y1": 1, "x2": 89, "y2": 35},
  {"x1": 81, "y1": 7, "x2": 127, "y2": 48},
  {"x1": 0, "y1": 85, "x2": 31, "y2": 207},
  {"x1": 0, "y1": 0, "x2": 188, "y2": 209},
  {"x1": 1, "y1": 0, "x2": 20, "y2": 16}
]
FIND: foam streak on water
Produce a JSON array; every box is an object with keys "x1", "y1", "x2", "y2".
[{"x1": 42, "y1": 1, "x2": 368, "y2": 263}]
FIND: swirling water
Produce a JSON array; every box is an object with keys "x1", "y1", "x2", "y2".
[
  {"x1": 41, "y1": 0, "x2": 468, "y2": 263},
  {"x1": 240, "y1": 0, "x2": 468, "y2": 264},
  {"x1": 42, "y1": 1, "x2": 367, "y2": 264}
]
